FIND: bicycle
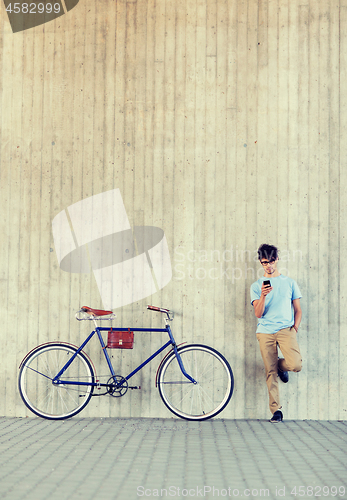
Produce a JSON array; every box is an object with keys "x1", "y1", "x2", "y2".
[{"x1": 18, "y1": 305, "x2": 234, "y2": 421}]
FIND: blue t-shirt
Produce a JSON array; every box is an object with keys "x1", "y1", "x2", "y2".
[{"x1": 250, "y1": 275, "x2": 302, "y2": 334}]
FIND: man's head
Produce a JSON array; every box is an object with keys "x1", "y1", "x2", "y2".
[
  {"x1": 257, "y1": 244, "x2": 279, "y2": 274},
  {"x1": 257, "y1": 244, "x2": 278, "y2": 263}
]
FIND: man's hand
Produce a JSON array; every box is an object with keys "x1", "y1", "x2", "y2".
[{"x1": 261, "y1": 282, "x2": 273, "y2": 297}]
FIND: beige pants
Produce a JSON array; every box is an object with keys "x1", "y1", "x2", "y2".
[{"x1": 256, "y1": 327, "x2": 302, "y2": 414}]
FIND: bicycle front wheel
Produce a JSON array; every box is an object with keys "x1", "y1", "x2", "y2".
[
  {"x1": 158, "y1": 344, "x2": 234, "y2": 421},
  {"x1": 18, "y1": 343, "x2": 95, "y2": 420}
]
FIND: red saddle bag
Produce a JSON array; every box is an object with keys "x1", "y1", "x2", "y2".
[{"x1": 107, "y1": 328, "x2": 134, "y2": 349}]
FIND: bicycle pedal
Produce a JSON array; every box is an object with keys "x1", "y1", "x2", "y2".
[{"x1": 129, "y1": 386, "x2": 141, "y2": 390}]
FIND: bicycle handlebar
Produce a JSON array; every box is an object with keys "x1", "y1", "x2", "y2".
[
  {"x1": 147, "y1": 305, "x2": 174, "y2": 320},
  {"x1": 147, "y1": 305, "x2": 170, "y2": 313}
]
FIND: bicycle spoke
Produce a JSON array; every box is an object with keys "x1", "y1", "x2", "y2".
[{"x1": 26, "y1": 365, "x2": 53, "y2": 381}]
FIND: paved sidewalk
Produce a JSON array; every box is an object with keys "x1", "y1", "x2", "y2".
[{"x1": 0, "y1": 417, "x2": 346, "y2": 500}]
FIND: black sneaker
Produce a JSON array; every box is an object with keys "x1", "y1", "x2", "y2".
[
  {"x1": 278, "y1": 360, "x2": 289, "y2": 383},
  {"x1": 270, "y1": 410, "x2": 283, "y2": 423}
]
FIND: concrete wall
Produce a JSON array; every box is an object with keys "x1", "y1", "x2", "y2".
[{"x1": 0, "y1": 0, "x2": 346, "y2": 420}]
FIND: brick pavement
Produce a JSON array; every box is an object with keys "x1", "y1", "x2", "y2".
[{"x1": 0, "y1": 417, "x2": 346, "y2": 500}]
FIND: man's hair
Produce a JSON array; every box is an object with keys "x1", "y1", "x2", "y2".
[{"x1": 257, "y1": 244, "x2": 279, "y2": 262}]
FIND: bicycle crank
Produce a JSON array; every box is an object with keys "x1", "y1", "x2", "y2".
[{"x1": 107, "y1": 376, "x2": 129, "y2": 397}]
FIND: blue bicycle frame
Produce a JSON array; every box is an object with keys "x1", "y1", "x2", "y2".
[{"x1": 52, "y1": 324, "x2": 196, "y2": 387}]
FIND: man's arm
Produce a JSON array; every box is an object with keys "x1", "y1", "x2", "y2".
[
  {"x1": 292, "y1": 298, "x2": 302, "y2": 332},
  {"x1": 253, "y1": 283, "x2": 273, "y2": 319}
]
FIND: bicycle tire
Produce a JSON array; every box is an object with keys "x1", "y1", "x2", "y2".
[
  {"x1": 157, "y1": 344, "x2": 234, "y2": 421},
  {"x1": 18, "y1": 343, "x2": 95, "y2": 420}
]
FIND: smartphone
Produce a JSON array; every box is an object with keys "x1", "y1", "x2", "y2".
[{"x1": 263, "y1": 280, "x2": 271, "y2": 288}]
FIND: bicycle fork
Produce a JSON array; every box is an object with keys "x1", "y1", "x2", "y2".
[{"x1": 165, "y1": 325, "x2": 197, "y2": 385}]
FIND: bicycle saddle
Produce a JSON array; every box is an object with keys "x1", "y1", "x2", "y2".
[{"x1": 81, "y1": 306, "x2": 113, "y2": 316}]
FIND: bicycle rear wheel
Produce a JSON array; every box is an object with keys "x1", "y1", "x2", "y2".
[
  {"x1": 18, "y1": 343, "x2": 95, "y2": 420},
  {"x1": 158, "y1": 344, "x2": 234, "y2": 421}
]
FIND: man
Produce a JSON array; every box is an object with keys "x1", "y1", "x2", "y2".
[{"x1": 250, "y1": 243, "x2": 302, "y2": 423}]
